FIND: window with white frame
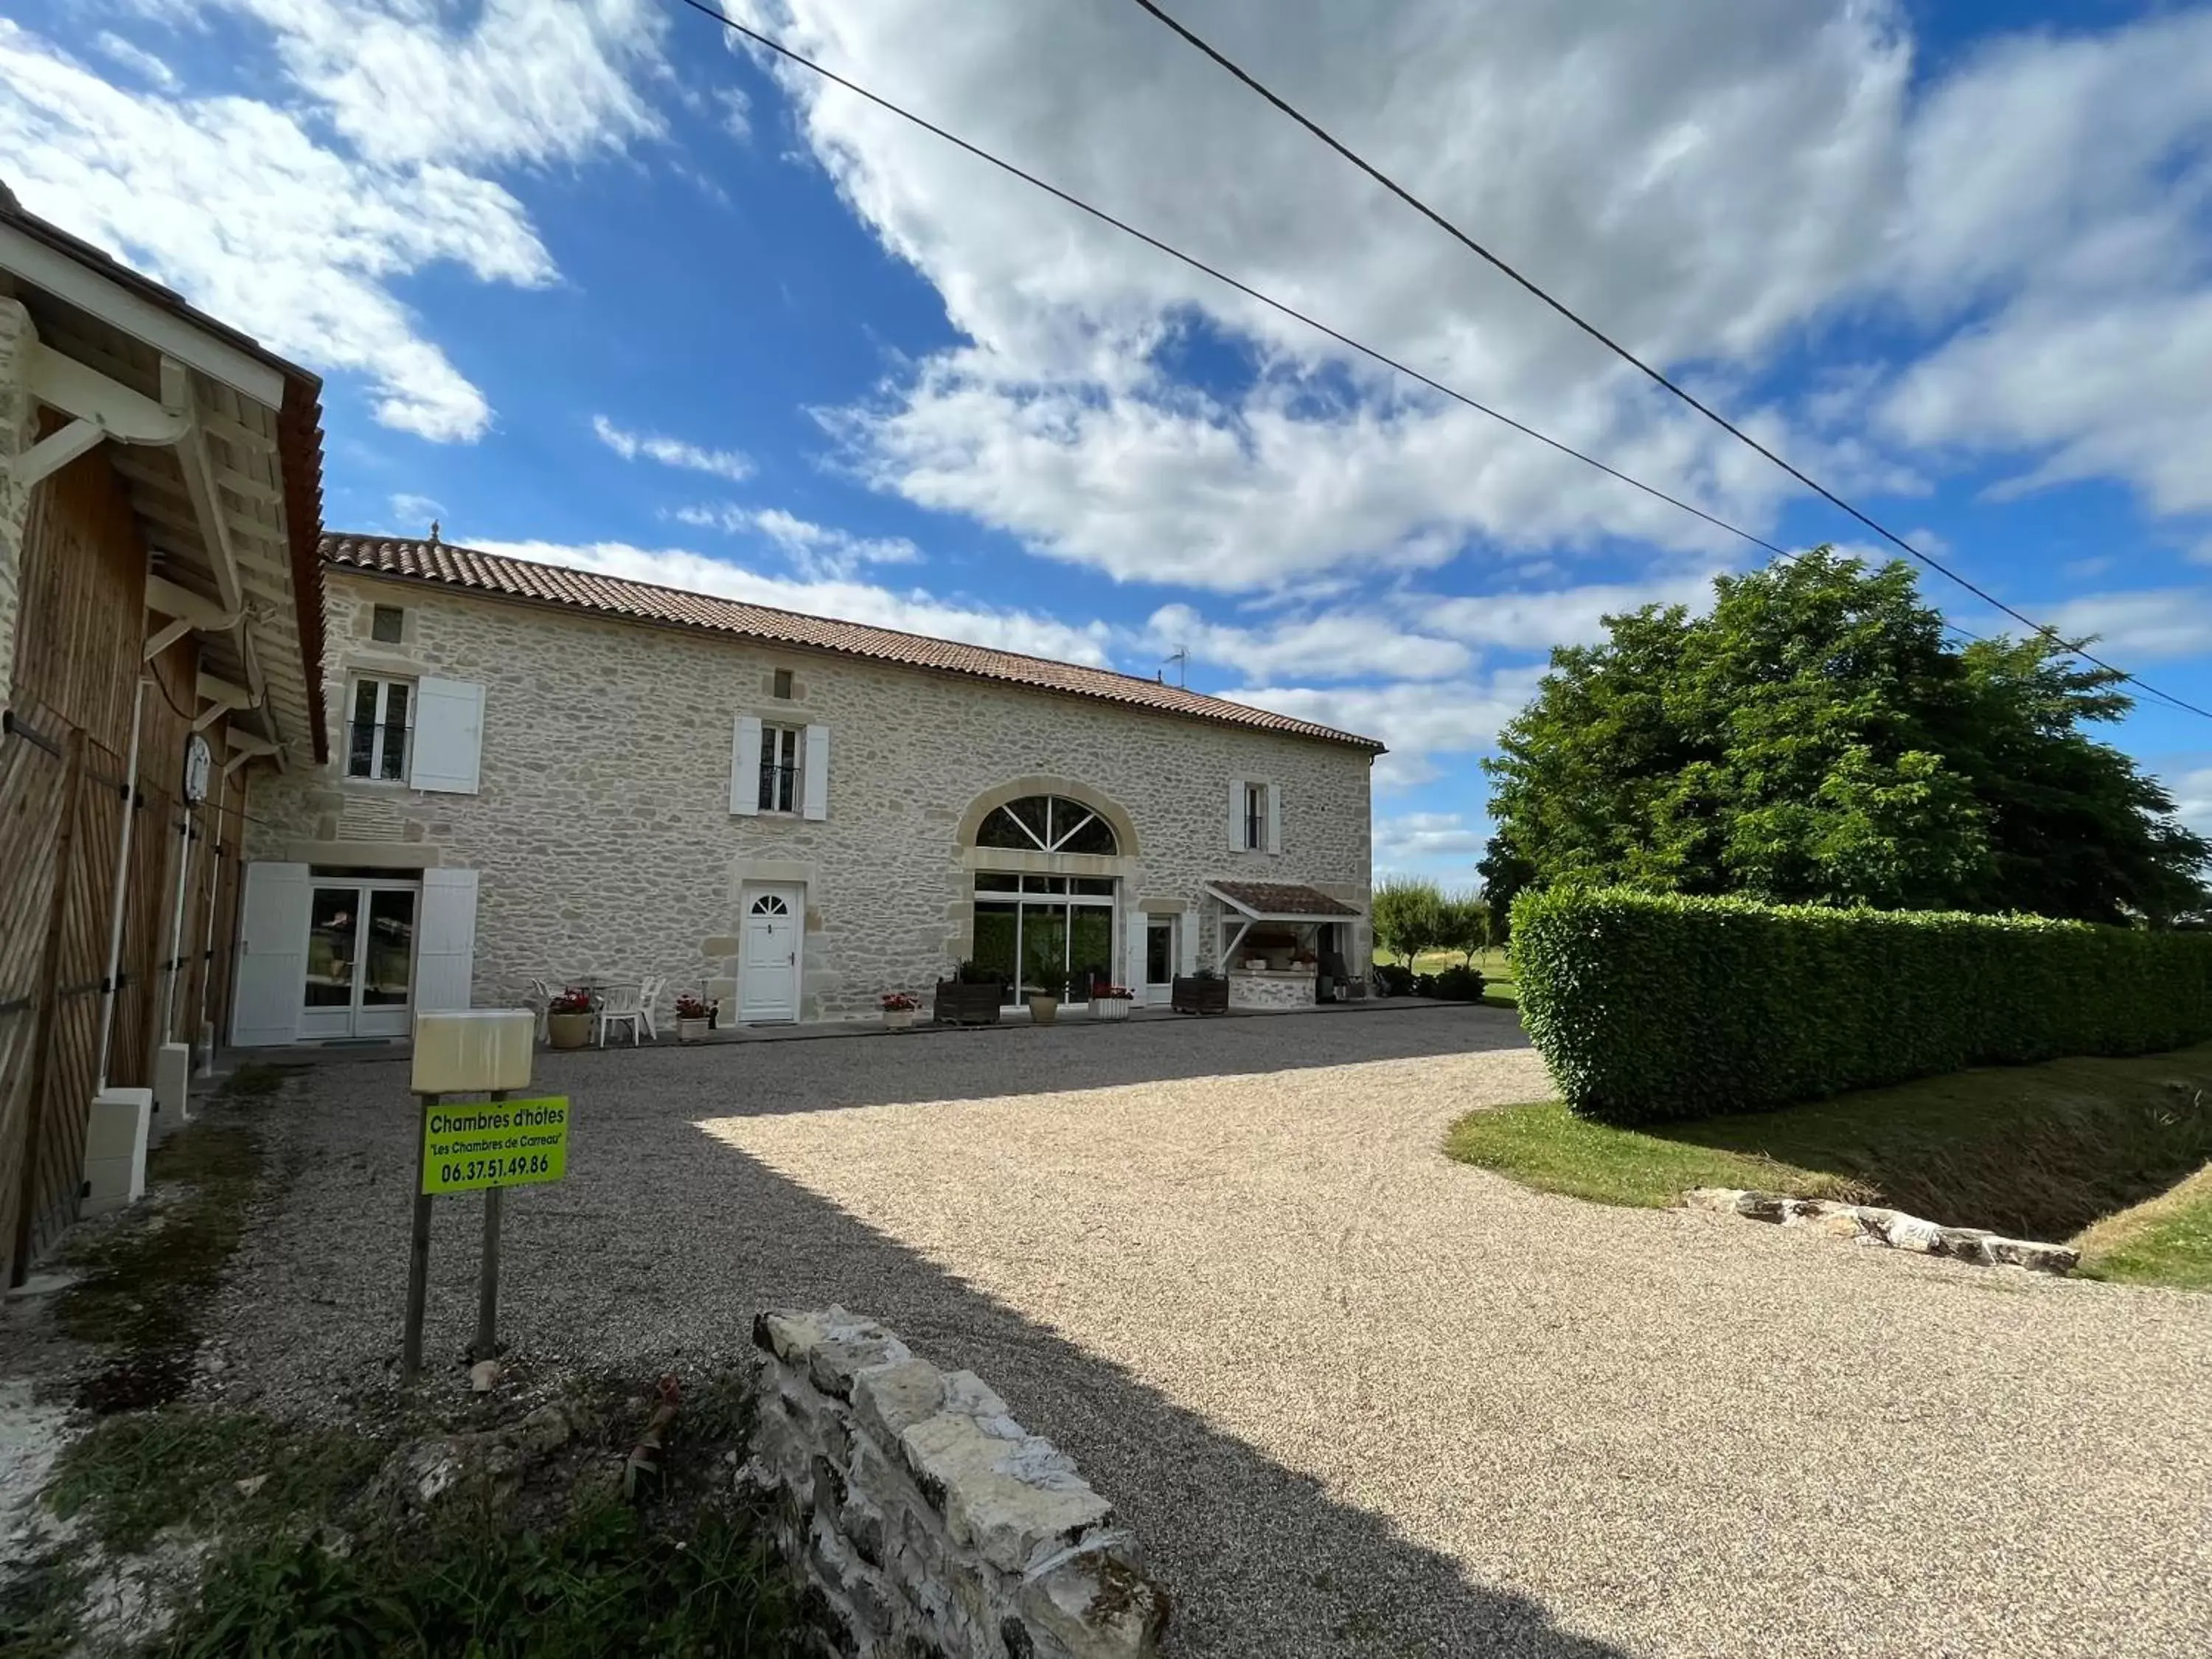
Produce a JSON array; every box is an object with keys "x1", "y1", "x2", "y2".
[
  {"x1": 1243, "y1": 782, "x2": 1267, "y2": 852},
  {"x1": 345, "y1": 676, "x2": 411, "y2": 781},
  {"x1": 758, "y1": 723, "x2": 803, "y2": 813}
]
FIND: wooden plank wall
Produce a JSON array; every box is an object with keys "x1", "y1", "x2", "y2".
[{"x1": 0, "y1": 442, "x2": 248, "y2": 1284}]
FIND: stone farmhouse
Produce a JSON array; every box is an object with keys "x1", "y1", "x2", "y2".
[{"x1": 233, "y1": 534, "x2": 1383, "y2": 1041}]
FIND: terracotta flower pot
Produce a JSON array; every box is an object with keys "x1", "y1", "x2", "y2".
[
  {"x1": 547, "y1": 1011, "x2": 592, "y2": 1050},
  {"x1": 1027, "y1": 994, "x2": 1060, "y2": 1026}
]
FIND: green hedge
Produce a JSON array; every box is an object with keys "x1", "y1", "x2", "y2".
[{"x1": 1510, "y1": 887, "x2": 2212, "y2": 1124}]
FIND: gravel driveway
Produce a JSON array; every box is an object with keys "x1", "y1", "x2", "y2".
[{"x1": 215, "y1": 1009, "x2": 2212, "y2": 1658}]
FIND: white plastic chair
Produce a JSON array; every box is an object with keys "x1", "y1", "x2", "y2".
[
  {"x1": 526, "y1": 977, "x2": 554, "y2": 1041},
  {"x1": 596, "y1": 980, "x2": 646, "y2": 1048},
  {"x1": 636, "y1": 975, "x2": 666, "y2": 1042}
]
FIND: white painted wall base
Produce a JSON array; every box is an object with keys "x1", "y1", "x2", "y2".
[
  {"x1": 82, "y1": 1087, "x2": 153, "y2": 1218},
  {"x1": 155, "y1": 1041, "x2": 192, "y2": 1124}
]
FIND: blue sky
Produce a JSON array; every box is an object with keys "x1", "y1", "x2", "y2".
[{"x1": 7, "y1": 0, "x2": 2212, "y2": 875}]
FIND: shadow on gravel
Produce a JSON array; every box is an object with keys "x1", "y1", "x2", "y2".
[{"x1": 667, "y1": 1131, "x2": 1622, "y2": 1659}]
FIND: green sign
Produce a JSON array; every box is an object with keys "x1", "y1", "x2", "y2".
[{"x1": 422, "y1": 1096, "x2": 570, "y2": 1195}]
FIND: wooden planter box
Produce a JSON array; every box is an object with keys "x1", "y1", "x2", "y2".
[
  {"x1": 933, "y1": 980, "x2": 1004, "y2": 1026},
  {"x1": 1171, "y1": 976, "x2": 1230, "y2": 1016}
]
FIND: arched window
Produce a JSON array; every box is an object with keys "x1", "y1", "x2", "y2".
[
  {"x1": 974, "y1": 795, "x2": 1118, "y2": 855},
  {"x1": 749, "y1": 894, "x2": 790, "y2": 916}
]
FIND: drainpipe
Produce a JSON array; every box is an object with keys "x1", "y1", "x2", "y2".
[
  {"x1": 161, "y1": 800, "x2": 194, "y2": 1041},
  {"x1": 94, "y1": 675, "x2": 148, "y2": 1095},
  {"x1": 194, "y1": 792, "x2": 223, "y2": 1078}
]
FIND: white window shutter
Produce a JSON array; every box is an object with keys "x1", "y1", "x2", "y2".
[
  {"x1": 1179, "y1": 905, "x2": 1200, "y2": 975},
  {"x1": 1123, "y1": 909, "x2": 1147, "y2": 989},
  {"x1": 731, "y1": 715, "x2": 762, "y2": 816},
  {"x1": 801, "y1": 724, "x2": 830, "y2": 821},
  {"x1": 415, "y1": 867, "x2": 479, "y2": 1014},
  {"x1": 409, "y1": 678, "x2": 483, "y2": 794},
  {"x1": 1265, "y1": 782, "x2": 1283, "y2": 854},
  {"x1": 231, "y1": 862, "x2": 310, "y2": 1046},
  {"x1": 1227, "y1": 779, "x2": 1246, "y2": 849}
]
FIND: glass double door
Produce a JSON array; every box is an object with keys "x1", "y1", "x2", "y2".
[
  {"x1": 973, "y1": 874, "x2": 1115, "y2": 1004},
  {"x1": 300, "y1": 880, "x2": 419, "y2": 1039}
]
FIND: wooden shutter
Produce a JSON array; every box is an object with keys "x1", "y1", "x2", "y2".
[
  {"x1": 1123, "y1": 909, "x2": 1148, "y2": 990},
  {"x1": 229, "y1": 862, "x2": 309, "y2": 1046},
  {"x1": 415, "y1": 867, "x2": 479, "y2": 1013},
  {"x1": 1226, "y1": 779, "x2": 1246, "y2": 850},
  {"x1": 1265, "y1": 783, "x2": 1282, "y2": 854},
  {"x1": 1179, "y1": 905, "x2": 1200, "y2": 975},
  {"x1": 408, "y1": 678, "x2": 484, "y2": 795},
  {"x1": 731, "y1": 714, "x2": 762, "y2": 816},
  {"x1": 801, "y1": 724, "x2": 830, "y2": 821}
]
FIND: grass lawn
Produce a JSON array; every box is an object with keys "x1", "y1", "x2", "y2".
[
  {"x1": 1447, "y1": 1044, "x2": 2212, "y2": 1282},
  {"x1": 1372, "y1": 945, "x2": 1518, "y2": 1004}
]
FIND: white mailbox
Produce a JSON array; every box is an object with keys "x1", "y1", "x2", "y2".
[{"x1": 412, "y1": 1009, "x2": 535, "y2": 1095}]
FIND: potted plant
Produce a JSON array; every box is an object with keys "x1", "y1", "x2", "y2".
[
  {"x1": 546, "y1": 987, "x2": 594, "y2": 1049},
  {"x1": 1090, "y1": 983, "x2": 1135, "y2": 1022},
  {"x1": 1027, "y1": 973, "x2": 1064, "y2": 1026},
  {"x1": 674, "y1": 992, "x2": 712, "y2": 1044},
  {"x1": 933, "y1": 961, "x2": 1004, "y2": 1026},
  {"x1": 881, "y1": 990, "x2": 920, "y2": 1032},
  {"x1": 1171, "y1": 966, "x2": 1230, "y2": 1016}
]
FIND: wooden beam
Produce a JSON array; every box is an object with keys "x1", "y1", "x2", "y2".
[
  {"x1": 142, "y1": 617, "x2": 193, "y2": 661},
  {"x1": 225, "y1": 729, "x2": 278, "y2": 758},
  {"x1": 190, "y1": 700, "x2": 229, "y2": 734},
  {"x1": 29, "y1": 341, "x2": 192, "y2": 445},
  {"x1": 195, "y1": 669, "x2": 254, "y2": 712},
  {"x1": 145, "y1": 574, "x2": 238, "y2": 631},
  {"x1": 164, "y1": 360, "x2": 245, "y2": 617},
  {"x1": 2, "y1": 417, "x2": 105, "y2": 490},
  {"x1": 0, "y1": 222, "x2": 288, "y2": 406}
]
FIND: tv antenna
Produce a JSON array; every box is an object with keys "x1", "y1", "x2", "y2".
[{"x1": 1158, "y1": 647, "x2": 1188, "y2": 688}]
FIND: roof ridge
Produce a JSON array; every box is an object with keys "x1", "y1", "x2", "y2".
[{"x1": 319, "y1": 531, "x2": 1386, "y2": 752}]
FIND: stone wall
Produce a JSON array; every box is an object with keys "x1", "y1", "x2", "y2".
[
  {"x1": 246, "y1": 570, "x2": 1375, "y2": 1021},
  {"x1": 748, "y1": 1307, "x2": 1167, "y2": 1659},
  {"x1": 0, "y1": 298, "x2": 38, "y2": 702}
]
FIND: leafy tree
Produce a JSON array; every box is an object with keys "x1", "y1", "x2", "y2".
[
  {"x1": 1481, "y1": 549, "x2": 2209, "y2": 925},
  {"x1": 1437, "y1": 890, "x2": 1490, "y2": 964},
  {"x1": 1372, "y1": 877, "x2": 1447, "y2": 965}
]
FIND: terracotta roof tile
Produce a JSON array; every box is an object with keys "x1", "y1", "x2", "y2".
[
  {"x1": 1206, "y1": 880, "x2": 1363, "y2": 917},
  {"x1": 322, "y1": 534, "x2": 1386, "y2": 752}
]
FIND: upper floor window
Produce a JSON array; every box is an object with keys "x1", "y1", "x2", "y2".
[
  {"x1": 1243, "y1": 782, "x2": 1267, "y2": 852},
  {"x1": 347, "y1": 676, "x2": 411, "y2": 781},
  {"x1": 759, "y1": 723, "x2": 802, "y2": 813},
  {"x1": 370, "y1": 604, "x2": 406, "y2": 644},
  {"x1": 975, "y1": 794, "x2": 1118, "y2": 855},
  {"x1": 773, "y1": 668, "x2": 794, "y2": 700}
]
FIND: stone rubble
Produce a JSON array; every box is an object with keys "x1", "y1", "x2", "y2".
[
  {"x1": 747, "y1": 1306, "x2": 1169, "y2": 1659},
  {"x1": 1683, "y1": 1188, "x2": 2081, "y2": 1274}
]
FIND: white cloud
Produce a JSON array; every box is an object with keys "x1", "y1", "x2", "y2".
[
  {"x1": 91, "y1": 30, "x2": 178, "y2": 90},
  {"x1": 467, "y1": 538, "x2": 1116, "y2": 666},
  {"x1": 388, "y1": 492, "x2": 445, "y2": 528},
  {"x1": 673, "y1": 503, "x2": 921, "y2": 580},
  {"x1": 1417, "y1": 571, "x2": 1722, "y2": 652},
  {"x1": 2040, "y1": 588, "x2": 2212, "y2": 664},
  {"x1": 217, "y1": 0, "x2": 667, "y2": 169},
  {"x1": 1230, "y1": 671, "x2": 1541, "y2": 789},
  {"x1": 741, "y1": 0, "x2": 2212, "y2": 594},
  {"x1": 1374, "y1": 810, "x2": 1489, "y2": 869},
  {"x1": 2163, "y1": 766, "x2": 2212, "y2": 837},
  {"x1": 593, "y1": 415, "x2": 755, "y2": 482},
  {"x1": 1146, "y1": 601, "x2": 1470, "y2": 681},
  {"x1": 714, "y1": 86, "x2": 753, "y2": 142},
  {"x1": 0, "y1": 4, "x2": 666, "y2": 441}
]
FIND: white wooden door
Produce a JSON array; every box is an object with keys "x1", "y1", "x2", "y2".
[
  {"x1": 232, "y1": 862, "x2": 310, "y2": 1046},
  {"x1": 739, "y1": 888, "x2": 801, "y2": 1023}
]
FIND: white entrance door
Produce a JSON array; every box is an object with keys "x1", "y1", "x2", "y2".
[
  {"x1": 299, "y1": 878, "x2": 420, "y2": 1040},
  {"x1": 1141, "y1": 914, "x2": 1178, "y2": 1006},
  {"x1": 233, "y1": 862, "x2": 310, "y2": 1046},
  {"x1": 739, "y1": 888, "x2": 801, "y2": 1022}
]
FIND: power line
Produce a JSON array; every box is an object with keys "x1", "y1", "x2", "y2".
[
  {"x1": 1121, "y1": 0, "x2": 2212, "y2": 721},
  {"x1": 664, "y1": 1, "x2": 2184, "y2": 706}
]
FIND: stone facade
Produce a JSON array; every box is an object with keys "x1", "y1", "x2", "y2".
[
  {"x1": 748, "y1": 1307, "x2": 1168, "y2": 1659},
  {"x1": 244, "y1": 568, "x2": 1374, "y2": 1023},
  {"x1": 0, "y1": 298, "x2": 37, "y2": 703}
]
